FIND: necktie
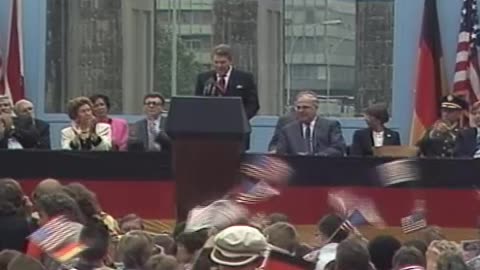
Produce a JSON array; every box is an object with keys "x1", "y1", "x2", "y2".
[
  {"x1": 217, "y1": 75, "x2": 226, "y2": 95},
  {"x1": 305, "y1": 125, "x2": 313, "y2": 154}
]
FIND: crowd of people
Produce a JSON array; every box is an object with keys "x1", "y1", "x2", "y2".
[{"x1": 0, "y1": 177, "x2": 476, "y2": 270}]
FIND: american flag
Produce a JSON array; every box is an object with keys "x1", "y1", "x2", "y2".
[
  {"x1": 185, "y1": 199, "x2": 249, "y2": 232},
  {"x1": 401, "y1": 211, "x2": 427, "y2": 234},
  {"x1": 328, "y1": 190, "x2": 386, "y2": 228},
  {"x1": 340, "y1": 209, "x2": 368, "y2": 233},
  {"x1": 28, "y1": 216, "x2": 81, "y2": 253},
  {"x1": 453, "y1": 0, "x2": 480, "y2": 104},
  {"x1": 235, "y1": 181, "x2": 280, "y2": 205},
  {"x1": 239, "y1": 156, "x2": 293, "y2": 186}
]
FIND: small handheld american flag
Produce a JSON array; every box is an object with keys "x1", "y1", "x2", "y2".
[
  {"x1": 28, "y1": 215, "x2": 86, "y2": 262},
  {"x1": 401, "y1": 211, "x2": 427, "y2": 234},
  {"x1": 235, "y1": 181, "x2": 280, "y2": 205},
  {"x1": 239, "y1": 155, "x2": 293, "y2": 187}
]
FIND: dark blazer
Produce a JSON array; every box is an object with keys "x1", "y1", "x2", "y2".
[
  {"x1": 350, "y1": 127, "x2": 401, "y2": 156},
  {"x1": 0, "y1": 215, "x2": 32, "y2": 252},
  {"x1": 194, "y1": 68, "x2": 260, "y2": 119},
  {"x1": 0, "y1": 117, "x2": 50, "y2": 149},
  {"x1": 128, "y1": 116, "x2": 170, "y2": 152},
  {"x1": 454, "y1": 128, "x2": 478, "y2": 158},
  {"x1": 276, "y1": 117, "x2": 346, "y2": 156},
  {"x1": 268, "y1": 113, "x2": 296, "y2": 152}
]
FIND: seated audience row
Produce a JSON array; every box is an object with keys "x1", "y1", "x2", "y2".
[
  {"x1": 0, "y1": 93, "x2": 170, "y2": 152},
  {"x1": 4, "y1": 91, "x2": 480, "y2": 158},
  {"x1": 269, "y1": 91, "x2": 401, "y2": 157},
  {"x1": 270, "y1": 92, "x2": 480, "y2": 158}
]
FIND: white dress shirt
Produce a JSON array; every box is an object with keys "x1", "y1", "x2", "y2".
[
  {"x1": 372, "y1": 130, "x2": 384, "y2": 147},
  {"x1": 147, "y1": 116, "x2": 162, "y2": 150},
  {"x1": 216, "y1": 66, "x2": 233, "y2": 89}
]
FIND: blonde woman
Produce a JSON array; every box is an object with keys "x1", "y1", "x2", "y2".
[{"x1": 61, "y1": 97, "x2": 111, "y2": 151}]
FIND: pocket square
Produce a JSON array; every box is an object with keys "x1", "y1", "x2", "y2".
[{"x1": 236, "y1": 84, "x2": 244, "y2": 89}]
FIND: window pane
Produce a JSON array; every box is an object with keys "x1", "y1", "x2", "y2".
[
  {"x1": 284, "y1": 0, "x2": 394, "y2": 117},
  {"x1": 45, "y1": 0, "x2": 124, "y2": 114}
]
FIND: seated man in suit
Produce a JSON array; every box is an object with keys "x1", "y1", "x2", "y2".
[
  {"x1": 129, "y1": 93, "x2": 170, "y2": 152},
  {"x1": 350, "y1": 103, "x2": 400, "y2": 156},
  {"x1": 455, "y1": 101, "x2": 480, "y2": 158},
  {"x1": 14, "y1": 99, "x2": 51, "y2": 149},
  {"x1": 276, "y1": 91, "x2": 346, "y2": 156}
]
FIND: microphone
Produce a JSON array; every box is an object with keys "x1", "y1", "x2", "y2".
[{"x1": 203, "y1": 76, "x2": 216, "y2": 96}]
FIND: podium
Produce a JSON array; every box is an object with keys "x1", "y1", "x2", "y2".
[{"x1": 165, "y1": 96, "x2": 251, "y2": 221}]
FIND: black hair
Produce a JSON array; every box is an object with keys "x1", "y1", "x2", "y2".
[
  {"x1": 143, "y1": 93, "x2": 165, "y2": 105},
  {"x1": 317, "y1": 214, "x2": 349, "y2": 243},
  {"x1": 79, "y1": 218, "x2": 111, "y2": 262},
  {"x1": 368, "y1": 235, "x2": 401, "y2": 270},
  {"x1": 89, "y1": 94, "x2": 111, "y2": 110}
]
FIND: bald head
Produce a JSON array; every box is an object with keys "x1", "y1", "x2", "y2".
[
  {"x1": 14, "y1": 99, "x2": 34, "y2": 118},
  {"x1": 32, "y1": 178, "x2": 62, "y2": 202}
]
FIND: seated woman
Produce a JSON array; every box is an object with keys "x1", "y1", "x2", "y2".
[
  {"x1": 61, "y1": 97, "x2": 112, "y2": 151},
  {"x1": 351, "y1": 104, "x2": 400, "y2": 156},
  {"x1": 454, "y1": 101, "x2": 480, "y2": 158},
  {"x1": 90, "y1": 94, "x2": 129, "y2": 151}
]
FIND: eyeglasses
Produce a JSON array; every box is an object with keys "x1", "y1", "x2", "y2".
[{"x1": 145, "y1": 101, "x2": 162, "y2": 106}]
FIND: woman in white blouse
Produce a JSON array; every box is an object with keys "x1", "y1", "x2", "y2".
[
  {"x1": 61, "y1": 97, "x2": 112, "y2": 151},
  {"x1": 350, "y1": 104, "x2": 400, "y2": 156}
]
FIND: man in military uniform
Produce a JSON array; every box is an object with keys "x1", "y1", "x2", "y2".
[{"x1": 417, "y1": 94, "x2": 468, "y2": 157}]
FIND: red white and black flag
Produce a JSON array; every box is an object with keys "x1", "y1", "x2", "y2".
[
  {"x1": 409, "y1": 0, "x2": 447, "y2": 145},
  {"x1": 1, "y1": 0, "x2": 25, "y2": 103}
]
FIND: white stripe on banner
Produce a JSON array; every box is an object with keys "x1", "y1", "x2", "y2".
[
  {"x1": 454, "y1": 70, "x2": 468, "y2": 82},
  {"x1": 458, "y1": 31, "x2": 471, "y2": 43},
  {"x1": 456, "y1": 51, "x2": 470, "y2": 63}
]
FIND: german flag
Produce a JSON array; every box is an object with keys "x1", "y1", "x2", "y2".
[
  {"x1": 51, "y1": 242, "x2": 87, "y2": 263},
  {"x1": 410, "y1": 0, "x2": 448, "y2": 145}
]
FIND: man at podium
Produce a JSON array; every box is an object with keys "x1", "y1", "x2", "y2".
[{"x1": 194, "y1": 44, "x2": 259, "y2": 120}]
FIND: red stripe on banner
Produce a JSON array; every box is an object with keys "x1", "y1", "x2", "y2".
[
  {"x1": 456, "y1": 61, "x2": 469, "y2": 71},
  {"x1": 456, "y1": 42, "x2": 470, "y2": 52},
  {"x1": 20, "y1": 179, "x2": 176, "y2": 219},
  {"x1": 5, "y1": 0, "x2": 24, "y2": 102},
  {"x1": 17, "y1": 179, "x2": 480, "y2": 228}
]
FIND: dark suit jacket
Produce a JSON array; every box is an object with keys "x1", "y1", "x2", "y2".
[
  {"x1": 194, "y1": 68, "x2": 259, "y2": 119},
  {"x1": 350, "y1": 127, "x2": 401, "y2": 156},
  {"x1": 268, "y1": 113, "x2": 296, "y2": 151},
  {"x1": 276, "y1": 117, "x2": 346, "y2": 156},
  {"x1": 454, "y1": 128, "x2": 478, "y2": 158},
  {"x1": 0, "y1": 215, "x2": 32, "y2": 252},
  {"x1": 0, "y1": 117, "x2": 50, "y2": 149},
  {"x1": 128, "y1": 116, "x2": 170, "y2": 152}
]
